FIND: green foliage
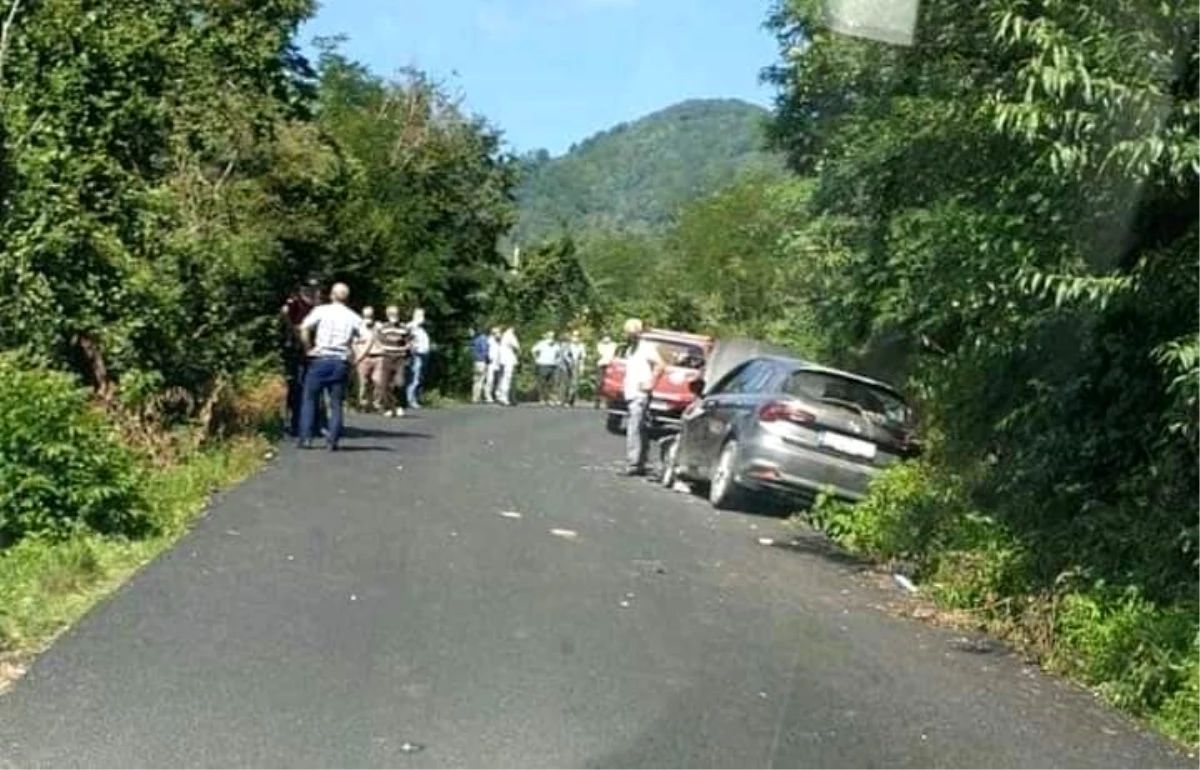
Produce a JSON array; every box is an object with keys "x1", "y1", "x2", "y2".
[
  {"x1": 538, "y1": 172, "x2": 825, "y2": 352},
  {"x1": 0, "y1": 355, "x2": 146, "y2": 546},
  {"x1": 761, "y1": 0, "x2": 1197, "y2": 741},
  {"x1": 489, "y1": 235, "x2": 599, "y2": 333},
  {"x1": 0, "y1": 435, "x2": 267, "y2": 656},
  {"x1": 515, "y1": 99, "x2": 784, "y2": 242}
]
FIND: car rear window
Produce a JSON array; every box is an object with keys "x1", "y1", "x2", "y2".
[
  {"x1": 784, "y1": 370, "x2": 909, "y2": 426},
  {"x1": 646, "y1": 339, "x2": 706, "y2": 369}
]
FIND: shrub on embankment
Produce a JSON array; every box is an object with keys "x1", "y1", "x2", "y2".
[
  {"x1": 0, "y1": 354, "x2": 148, "y2": 548},
  {"x1": 809, "y1": 461, "x2": 1200, "y2": 747}
]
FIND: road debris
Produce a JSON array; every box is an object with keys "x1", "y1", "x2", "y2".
[
  {"x1": 398, "y1": 741, "x2": 424, "y2": 754},
  {"x1": 395, "y1": 465, "x2": 403, "y2": 471},
  {"x1": 498, "y1": 510, "x2": 523, "y2": 520},
  {"x1": 756, "y1": 537, "x2": 775, "y2": 546},
  {"x1": 949, "y1": 636, "x2": 993, "y2": 654},
  {"x1": 550, "y1": 528, "x2": 579, "y2": 541},
  {"x1": 893, "y1": 573, "x2": 918, "y2": 594},
  {"x1": 225, "y1": 529, "x2": 240, "y2": 537},
  {"x1": 671, "y1": 481, "x2": 690, "y2": 493},
  {"x1": 286, "y1": 554, "x2": 294, "y2": 561},
  {"x1": 912, "y1": 606, "x2": 936, "y2": 620},
  {"x1": 263, "y1": 450, "x2": 276, "y2": 460},
  {"x1": 350, "y1": 594, "x2": 358, "y2": 602},
  {"x1": 618, "y1": 600, "x2": 631, "y2": 608}
]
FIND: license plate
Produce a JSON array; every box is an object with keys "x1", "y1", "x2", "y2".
[
  {"x1": 651, "y1": 399, "x2": 673, "y2": 411},
  {"x1": 820, "y1": 431, "x2": 877, "y2": 459}
]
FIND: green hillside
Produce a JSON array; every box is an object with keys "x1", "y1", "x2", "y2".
[{"x1": 514, "y1": 98, "x2": 782, "y2": 242}]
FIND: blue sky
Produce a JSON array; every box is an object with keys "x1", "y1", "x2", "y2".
[{"x1": 300, "y1": 0, "x2": 780, "y2": 156}]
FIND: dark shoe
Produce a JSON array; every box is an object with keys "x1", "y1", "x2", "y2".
[
  {"x1": 623, "y1": 467, "x2": 646, "y2": 477},
  {"x1": 326, "y1": 443, "x2": 339, "y2": 452},
  {"x1": 297, "y1": 439, "x2": 314, "y2": 450}
]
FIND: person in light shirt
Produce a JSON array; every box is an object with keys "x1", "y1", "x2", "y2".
[
  {"x1": 354, "y1": 306, "x2": 383, "y2": 410},
  {"x1": 593, "y1": 334, "x2": 617, "y2": 408},
  {"x1": 406, "y1": 308, "x2": 431, "y2": 409},
  {"x1": 531, "y1": 331, "x2": 562, "y2": 405},
  {"x1": 484, "y1": 327, "x2": 503, "y2": 403},
  {"x1": 496, "y1": 326, "x2": 520, "y2": 406},
  {"x1": 621, "y1": 318, "x2": 665, "y2": 476},
  {"x1": 298, "y1": 282, "x2": 364, "y2": 451}
]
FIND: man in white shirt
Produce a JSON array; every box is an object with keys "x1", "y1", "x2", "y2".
[
  {"x1": 298, "y1": 282, "x2": 364, "y2": 450},
  {"x1": 531, "y1": 331, "x2": 561, "y2": 404},
  {"x1": 621, "y1": 318, "x2": 665, "y2": 476},
  {"x1": 594, "y1": 334, "x2": 617, "y2": 408},
  {"x1": 406, "y1": 308, "x2": 431, "y2": 409},
  {"x1": 497, "y1": 326, "x2": 520, "y2": 406},
  {"x1": 484, "y1": 327, "x2": 502, "y2": 403}
]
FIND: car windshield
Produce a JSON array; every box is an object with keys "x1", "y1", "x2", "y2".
[
  {"x1": 648, "y1": 340, "x2": 706, "y2": 369},
  {"x1": 784, "y1": 370, "x2": 908, "y2": 426}
]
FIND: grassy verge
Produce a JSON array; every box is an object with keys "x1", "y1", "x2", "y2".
[
  {"x1": 0, "y1": 435, "x2": 268, "y2": 688},
  {"x1": 804, "y1": 461, "x2": 1199, "y2": 749}
]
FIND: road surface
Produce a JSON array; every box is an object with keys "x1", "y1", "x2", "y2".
[{"x1": 0, "y1": 406, "x2": 1188, "y2": 768}]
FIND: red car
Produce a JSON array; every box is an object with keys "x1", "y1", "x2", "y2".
[{"x1": 598, "y1": 329, "x2": 716, "y2": 434}]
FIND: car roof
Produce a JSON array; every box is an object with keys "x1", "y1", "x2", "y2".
[
  {"x1": 645, "y1": 329, "x2": 714, "y2": 345},
  {"x1": 756, "y1": 355, "x2": 904, "y2": 396}
]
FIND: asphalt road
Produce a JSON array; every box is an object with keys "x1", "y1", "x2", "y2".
[{"x1": 0, "y1": 406, "x2": 1188, "y2": 768}]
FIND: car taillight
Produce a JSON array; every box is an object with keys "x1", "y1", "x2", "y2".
[{"x1": 758, "y1": 401, "x2": 815, "y2": 424}]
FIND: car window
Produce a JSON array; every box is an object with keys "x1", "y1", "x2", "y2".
[
  {"x1": 784, "y1": 369, "x2": 909, "y2": 425},
  {"x1": 720, "y1": 359, "x2": 774, "y2": 395},
  {"x1": 708, "y1": 361, "x2": 752, "y2": 394},
  {"x1": 646, "y1": 338, "x2": 706, "y2": 369}
]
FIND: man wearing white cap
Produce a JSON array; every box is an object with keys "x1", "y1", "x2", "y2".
[{"x1": 621, "y1": 318, "x2": 664, "y2": 476}]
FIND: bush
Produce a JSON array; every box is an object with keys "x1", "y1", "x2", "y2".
[
  {"x1": 1052, "y1": 588, "x2": 1198, "y2": 733},
  {"x1": 0, "y1": 355, "x2": 148, "y2": 546}
]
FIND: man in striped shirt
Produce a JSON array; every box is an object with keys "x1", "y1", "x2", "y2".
[{"x1": 298, "y1": 282, "x2": 364, "y2": 451}]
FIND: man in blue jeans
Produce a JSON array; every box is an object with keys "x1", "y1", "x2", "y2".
[
  {"x1": 298, "y1": 282, "x2": 364, "y2": 451},
  {"x1": 406, "y1": 308, "x2": 431, "y2": 409}
]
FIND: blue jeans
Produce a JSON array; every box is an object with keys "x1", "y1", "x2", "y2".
[
  {"x1": 406, "y1": 353, "x2": 427, "y2": 407},
  {"x1": 300, "y1": 357, "x2": 349, "y2": 446}
]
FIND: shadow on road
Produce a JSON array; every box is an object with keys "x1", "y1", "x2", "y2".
[
  {"x1": 770, "y1": 528, "x2": 870, "y2": 571},
  {"x1": 340, "y1": 426, "x2": 434, "y2": 440}
]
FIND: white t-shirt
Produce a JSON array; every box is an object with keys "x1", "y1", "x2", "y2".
[
  {"x1": 596, "y1": 341, "x2": 617, "y2": 366},
  {"x1": 486, "y1": 336, "x2": 502, "y2": 367},
  {"x1": 301, "y1": 303, "x2": 364, "y2": 360},
  {"x1": 623, "y1": 339, "x2": 664, "y2": 401},
  {"x1": 532, "y1": 340, "x2": 560, "y2": 366},
  {"x1": 408, "y1": 323, "x2": 431, "y2": 355},
  {"x1": 499, "y1": 330, "x2": 520, "y2": 368}
]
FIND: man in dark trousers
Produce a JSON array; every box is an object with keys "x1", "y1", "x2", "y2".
[
  {"x1": 297, "y1": 282, "x2": 364, "y2": 451},
  {"x1": 281, "y1": 276, "x2": 323, "y2": 436}
]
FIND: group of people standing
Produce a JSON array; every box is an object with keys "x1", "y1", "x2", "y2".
[
  {"x1": 469, "y1": 326, "x2": 522, "y2": 406},
  {"x1": 280, "y1": 278, "x2": 431, "y2": 451},
  {"x1": 352, "y1": 305, "x2": 431, "y2": 416},
  {"x1": 469, "y1": 327, "x2": 619, "y2": 408}
]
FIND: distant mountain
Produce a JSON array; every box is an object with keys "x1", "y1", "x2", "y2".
[{"x1": 513, "y1": 98, "x2": 783, "y2": 243}]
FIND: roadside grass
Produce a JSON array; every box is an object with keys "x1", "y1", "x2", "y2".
[
  {"x1": 800, "y1": 462, "x2": 1200, "y2": 750},
  {"x1": 0, "y1": 434, "x2": 268, "y2": 690}
]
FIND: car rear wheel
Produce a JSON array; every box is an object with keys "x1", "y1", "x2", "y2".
[
  {"x1": 605, "y1": 412, "x2": 625, "y2": 435},
  {"x1": 709, "y1": 440, "x2": 746, "y2": 510}
]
